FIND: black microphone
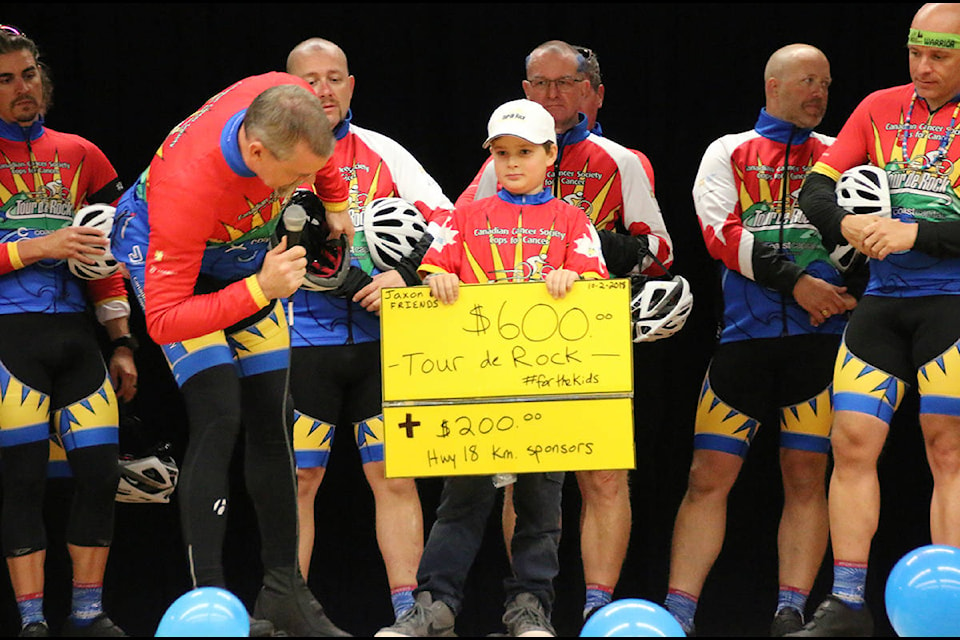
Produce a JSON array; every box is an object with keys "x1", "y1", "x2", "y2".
[{"x1": 283, "y1": 203, "x2": 308, "y2": 248}]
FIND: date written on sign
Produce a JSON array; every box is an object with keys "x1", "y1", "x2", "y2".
[
  {"x1": 383, "y1": 397, "x2": 635, "y2": 478},
  {"x1": 380, "y1": 280, "x2": 632, "y2": 402}
]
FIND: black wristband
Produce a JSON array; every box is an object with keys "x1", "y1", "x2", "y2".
[{"x1": 111, "y1": 334, "x2": 139, "y2": 353}]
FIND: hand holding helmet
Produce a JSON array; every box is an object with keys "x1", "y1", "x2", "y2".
[
  {"x1": 66, "y1": 204, "x2": 121, "y2": 280},
  {"x1": 831, "y1": 165, "x2": 892, "y2": 269},
  {"x1": 273, "y1": 191, "x2": 350, "y2": 292}
]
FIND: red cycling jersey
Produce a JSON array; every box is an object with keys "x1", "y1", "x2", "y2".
[{"x1": 138, "y1": 72, "x2": 348, "y2": 344}]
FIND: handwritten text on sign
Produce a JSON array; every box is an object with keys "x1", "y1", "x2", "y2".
[
  {"x1": 380, "y1": 280, "x2": 632, "y2": 402},
  {"x1": 383, "y1": 398, "x2": 635, "y2": 477}
]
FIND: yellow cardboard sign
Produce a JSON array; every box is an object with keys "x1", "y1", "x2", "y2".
[
  {"x1": 380, "y1": 280, "x2": 636, "y2": 477},
  {"x1": 383, "y1": 398, "x2": 635, "y2": 477},
  {"x1": 380, "y1": 280, "x2": 633, "y2": 402}
]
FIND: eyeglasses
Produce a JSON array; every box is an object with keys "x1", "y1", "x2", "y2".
[
  {"x1": 0, "y1": 25, "x2": 25, "y2": 37},
  {"x1": 527, "y1": 76, "x2": 584, "y2": 93}
]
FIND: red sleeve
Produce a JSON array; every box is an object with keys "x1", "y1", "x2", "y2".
[
  {"x1": 86, "y1": 272, "x2": 128, "y2": 306},
  {"x1": 143, "y1": 179, "x2": 266, "y2": 345},
  {"x1": 0, "y1": 243, "x2": 21, "y2": 275},
  {"x1": 813, "y1": 90, "x2": 884, "y2": 178},
  {"x1": 313, "y1": 157, "x2": 349, "y2": 213},
  {"x1": 78, "y1": 140, "x2": 128, "y2": 307}
]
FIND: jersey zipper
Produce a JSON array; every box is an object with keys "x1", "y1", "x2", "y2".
[{"x1": 778, "y1": 128, "x2": 795, "y2": 337}]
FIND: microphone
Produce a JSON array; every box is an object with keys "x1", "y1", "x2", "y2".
[
  {"x1": 283, "y1": 203, "x2": 308, "y2": 248},
  {"x1": 282, "y1": 203, "x2": 308, "y2": 327}
]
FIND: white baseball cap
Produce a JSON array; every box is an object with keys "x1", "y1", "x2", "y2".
[{"x1": 483, "y1": 99, "x2": 557, "y2": 148}]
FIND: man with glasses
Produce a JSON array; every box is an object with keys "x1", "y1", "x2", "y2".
[
  {"x1": 0, "y1": 25, "x2": 137, "y2": 637},
  {"x1": 457, "y1": 39, "x2": 673, "y2": 624}
]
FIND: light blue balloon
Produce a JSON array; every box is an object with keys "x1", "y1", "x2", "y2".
[
  {"x1": 885, "y1": 544, "x2": 960, "y2": 637},
  {"x1": 581, "y1": 598, "x2": 686, "y2": 637},
  {"x1": 155, "y1": 587, "x2": 250, "y2": 637}
]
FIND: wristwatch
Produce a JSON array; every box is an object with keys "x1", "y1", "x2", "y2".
[{"x1": 111, "y1": 334, "x2": 139, "y2": 353}]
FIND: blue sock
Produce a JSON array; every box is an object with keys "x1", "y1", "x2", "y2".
[
  {"x1": 832, "y1": 561, "x2": 867, "y2": 609},
  {"x1": 17, "y1": 592, "x2": 44, "y2": 627},
  {"x1": 777, "y1": 585, "x2": 809, "y2": 615},
  {"x1": 70, "y1": 582, "x2": 104, "y2": 626},
  {"x1": 584, "y1": 584, "x2": 613, "y2": 618},
  {"x1": 391, "y1": 586, "x2": 416, "y2": 620},
  {"x1": 664, "y1": 589, "x2": 698, "y2": 634}
]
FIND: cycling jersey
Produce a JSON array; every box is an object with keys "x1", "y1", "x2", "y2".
[
  {"x1": 0, "y1": 117, "x2": 127, "y2": 319},
  {"x1": 811, "y1": 83, "x2": 960, "y2": 297},
  {"x1": 420, "y1": 189, "x2": 608, "y2": 283},
  {"x1": 289, "y1": 110, "x2": 453, "y2": 347},
  {"x1": 456, "y1": 114, "x2": 671, "y2": 275},
  {"x1": 591, "y1": 121, "x2": 655, "y2": 192},
  {"x1": 694, "y1": 108, "x2": 844, "y2": 343},
  {"x1": 111, "y1": 72, "x2": 348, "y2": 345}
]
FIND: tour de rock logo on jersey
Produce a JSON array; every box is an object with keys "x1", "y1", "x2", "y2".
[
  {"x1": 0, "y1": 150, "x2": 84, "y2": 231},
  {"x1": 547, "y1": 158, "x2": 617, "y2": 229},
  {"x1": 736, "y1": 153, "x2": 830, "y2": 269},
  {"x1": 874, "y1": 116, "x2": 960, "y2": 221}
]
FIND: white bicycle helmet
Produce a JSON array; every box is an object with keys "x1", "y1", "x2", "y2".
[
  {"x1": 835, "y1": 165, "x2": 891, "y2": 217},
  {"x1": 116, "y1": 446, "x2": 179, "y2": 504},
  {"x1": 630, "y1": 275, "x2": 693, "y2": 343},
  {"x1": 362, "y1": 197, "x2": 428, "y2": 271},
  {"x1": 67, "y1": 204, "x2": 121, "y2": 280},
  {"x1": 830, "y1": 165, "x2": 891, "y2": 272}
]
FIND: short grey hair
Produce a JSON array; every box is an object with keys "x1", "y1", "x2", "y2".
[{"x1": 243, "y1": 84, "x2": 334, "y2": 160}]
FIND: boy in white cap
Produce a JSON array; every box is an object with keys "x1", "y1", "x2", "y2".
[{"x1": 375, "y1": 99, "x2": 609, "y2": 638}]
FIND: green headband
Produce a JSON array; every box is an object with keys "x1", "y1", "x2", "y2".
[{"x1": 908, "y1": 28, "x2": 960, "y2": 49}]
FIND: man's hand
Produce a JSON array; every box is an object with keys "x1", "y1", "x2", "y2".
[
  {"x1": 353, "y1": 270, "x2": 405, "y2": 315},
  {"x1": 545, "y1": 268, "x2": 580, "y2": 299},
  {"x1": 839, "y1": 213, "x2": 884, "y2": 253},
  {"x1": 326, "y1": 209, "x2": 355, "y2": 246},
  {"x1": 109, "y1": 347, "x2": 138, "y2": 402},
  {"x1": 20, "y1": 227, "x2": 109, "y2": 265},
  {"x1": 861, "y1": 217, "x2": 917, "y2": 259},
  {"x1": 425, "y1": 272, "x2": 460, "y2": 305},
  {"x1": 257, "y1": 236, "x2": 307, "y2": 300},
  {"x1": 793, "y1": 274, "x2": 857, "y2": 327}
]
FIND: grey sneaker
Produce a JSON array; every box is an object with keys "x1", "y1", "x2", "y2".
[
  {"x1": 374, "y1": 592, "x2": 456, "y2": 637},
  {"x1": 784, "y1": 595, "x2": 873, "y2": 637},
  {"x1": 770, "y1": 607, "x2": 804, "y2": 637},
  {"x1": 502, "y1": 593, "x2": 555, "y2": 637}
]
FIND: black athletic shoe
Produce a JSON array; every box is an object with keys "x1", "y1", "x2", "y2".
[
  {"x1": 784, "y1": 595, "x2": 873, "y2": 637},
  {"x1": 770, "y1": 607, "x2": 804, "y2": 637},
  {"x1": 254, "y1": 572, "x2": 350, "y2": 637},
  {"x1": 18, "y1": 622, "x2": 49, "y2": 637},
  {"x1": 60, "y1": 614, "x2": 126, "y2": 637},
  {"x1": 249, "y1": 615, "x2": 286, "y2": 637}
]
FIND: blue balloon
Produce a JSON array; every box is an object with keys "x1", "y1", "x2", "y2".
[
  {"x1": 155, "y1": 587, "x2": 250, "y2": 637},
  {"x1": 581, "y1": 598, "x2": 686, "y2": 637},
  {"x1": 885, "y1": 544, "x2": 960, "y2": 637}
]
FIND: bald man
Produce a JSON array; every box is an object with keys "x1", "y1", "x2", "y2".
[
  {"x1": 285, "y1": 37, "x2": 453, "y2": 626},
  {"x1": 664, "y1": 43, "x2": 855, "y2": 637},
  {"x1": 792, "y1": 4, "x2": 960, "y2": 636}
]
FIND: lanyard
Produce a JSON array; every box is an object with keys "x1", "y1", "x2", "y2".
[{"x1": 902, "y1": 90, "x2": 960, "y2": 168}]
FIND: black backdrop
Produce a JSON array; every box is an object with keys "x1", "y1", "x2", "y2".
[{"x1": 0, "y1": 3, "x2": 936, "y2": 637}]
